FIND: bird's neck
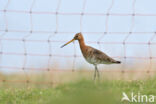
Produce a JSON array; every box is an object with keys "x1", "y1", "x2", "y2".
[{"x1": 78, "y1": 38, "x2": 86, "y2": 52}]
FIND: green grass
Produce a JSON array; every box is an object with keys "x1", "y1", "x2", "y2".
[{"x1": 0, "y1": 78, "x2": 156, "y2": 104}]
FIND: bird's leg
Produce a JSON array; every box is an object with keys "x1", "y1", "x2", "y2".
[
  {"x1": 95, "y1": 65, "x2": 100, "y2": 80},
  {"x1": 94, "y1": 66, "x2": 97, "y2": 80}
]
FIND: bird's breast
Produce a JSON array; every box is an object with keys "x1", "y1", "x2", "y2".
[{"x1": 81, "y1": 47, "x2": 99, "y2": 65}]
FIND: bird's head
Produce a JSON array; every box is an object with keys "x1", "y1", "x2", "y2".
[
  {"x1": 61, "y1": 32, "x2": 83, "y2": 48},
  {"x1": 74, "y1": 32, "x2": 83, "y2": 40}
]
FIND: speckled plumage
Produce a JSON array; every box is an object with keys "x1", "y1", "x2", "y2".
[{"x1": 81, "y1": 46, "x2": 120, "y2": 65}]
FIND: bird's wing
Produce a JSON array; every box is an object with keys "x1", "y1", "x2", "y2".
[{"x1": 88, "y1": 46, "x2": 117, "y2": 63}]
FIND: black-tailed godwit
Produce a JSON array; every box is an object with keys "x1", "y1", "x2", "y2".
[{"x1": 61, "y1": 33, "x2": 121, "y2": 80}]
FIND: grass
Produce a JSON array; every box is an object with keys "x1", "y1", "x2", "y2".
[{"x1": 0, "y1": 77, "x2": 156, "y2": 104}]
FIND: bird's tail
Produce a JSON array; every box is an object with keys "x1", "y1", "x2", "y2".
[{"x1": 115, "y1": 61, "x2": 121, "y2": 64}]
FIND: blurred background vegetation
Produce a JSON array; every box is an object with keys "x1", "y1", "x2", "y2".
[{"x1": 0, "y1": 70, "x2": 156, "y2": 104}]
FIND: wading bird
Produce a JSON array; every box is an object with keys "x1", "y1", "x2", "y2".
[{"x1": 61, "y1": 33, "x2": 121, "y2": 80}]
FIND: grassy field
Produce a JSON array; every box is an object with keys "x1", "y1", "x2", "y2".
[{"x1": 0, "y1": 77, "x2": 156, "y2": 104}]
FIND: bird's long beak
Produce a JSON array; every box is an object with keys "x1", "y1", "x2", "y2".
[{"x1": 60, "y1": 38, "x2": 75, "y2": 48}]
